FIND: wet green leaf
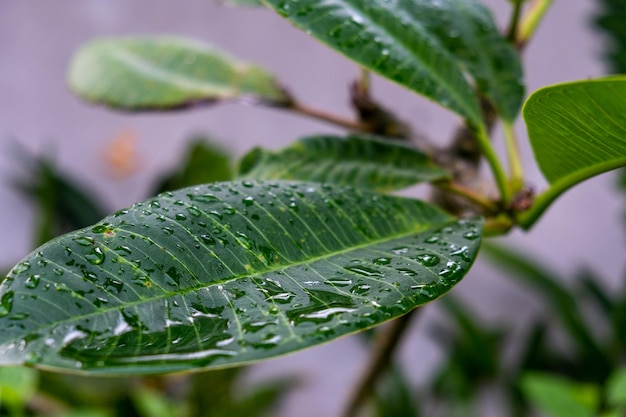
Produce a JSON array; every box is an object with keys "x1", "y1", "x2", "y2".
[
  {"x1": 520, "y1": 373, "x2": 599, "y2": 417},
  {"x1": 263, "y1": 0, "x2": 523, "y2": 123},
  {"x1": 69, "y1": 37, "x2": 289, "y2": 110},
  {"x1": 522, "y1": 78, "x2": 626, "y2": 222},
  {"x1": 0, "y1": 181, "x2": 482, "y2": 375},
  {"x1": 237, "y1": 134, "x2": 448, "y2": 191}
]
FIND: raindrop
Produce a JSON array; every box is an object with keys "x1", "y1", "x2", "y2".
[
  {"x1": 351, "y1": 284, "x2": 371, "y2": 295},
  {"x1": 415, "y1": 253, "x2": 440, "y2": 267},
  {"x1": 191, "y1": 194, "x2": 219, "y2": 204},
  {"x1": 161, "y1": 227, "x2": 174, "y2": 235},
  {"x1": 373, "y1": 257, "x2": 391, "y2": 266},
  {"x1": 391, "y1": 247, "x2": 409, "y2": 255},
  {"x1": 0, "y1": 291, "x2": 14, "y2": 317},
  {"x1": 242, "y1": 181, "x2": 254, "y2": 188},
  {"x1": 266, "y1": 292, "x2": 296, "y2": 303},
  {"x1": 12, "y1": 262, "x2": 30, "y2": 274},
  {"x1": 424, "y1": 235, "x2": 440, "y2": 244},
  {"x1": 344, "y1": 265, "x2": 383, "y2": 277},
  {"x1": 268, "y1": 306, "x2": 280, "y2": 315},
  {"x1": 73, "y1": 236, "x2": 94, "y2": 246},
  {"x1": 242, "y1": 196, "x2": 255, "y2": 207},
  {"x1": 463, "y1": 230, "x2": 480, "y2": 240},
  {"x1": 397, "y1": 268, "x2": 417, "y2": 277},
  {"x1": 175, "y1": 213, "x2": 187, "y2": 221},
  {"x1": 24, "y1": 275, "x2": 41, "y2": 289},
  {"x1": 85, "y1": 247, "x2": 105, "y2": 265},
  {"x1": 187, "y1": 206, "x2": 202, "y2": 217},
  {"x1": 450, "y1": 246, "x2": 471, "y2": 262},
  {"x1": 325, "y1": 278, "x2": 353, "y2": 287}
]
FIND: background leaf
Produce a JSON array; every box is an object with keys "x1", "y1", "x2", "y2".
[
  {"x1": 524, "y1": 78, "x2": 626, "y2": 192},
  {"x1": 69, "y1": 36, "x2": 289, "y2": 111},
  {"x1": 222, "y1": 0, "x2": 263, "y2": 6},
  {"x1": 0, "y1": 181, "x2": 482, "y2": 375},
  {"x1": 237, "y1": 134, "x2": 449, "y2": 191},
  {"x1": 520, "y1": 77, "x2": 626, "y2": 227},
  {"x1": 520, "y1": 373, "x2": 599, "y2": 417},
  {"x1": 262, "y1": 0, "x2": 485, "y2": 123}
]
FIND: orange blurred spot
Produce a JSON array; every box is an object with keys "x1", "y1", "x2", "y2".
[{"x1": 102, "y1": 129, "x2": 141, "y2": 178}]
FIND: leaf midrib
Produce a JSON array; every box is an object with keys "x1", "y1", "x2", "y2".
[
  {"x1": 105, "y1": 44, "x2": 238, "y2": 97},
  {"x1": 10, "y1": 217, "x2": 453, "y2": 342}
]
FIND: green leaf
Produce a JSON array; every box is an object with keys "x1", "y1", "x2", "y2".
[
  {"x1": 520, "y1": 373, "x2": 599, "y2": 417},
  {"x1": 0, "y1": 366, "x2": 38, "y2": 409},
  {"x1": 237, "y1": 134, "x2": 449, "y2": 191},
  {"x1": 606, "y1": 367, "x2": 626, "y2": 408},
  {"x1": 521, "y1": 78, "x2": 626, "y2": 225},
  {"x1": 68, "y1": 36, "x2": 289, "y2": 111},
  {"x1": 222, "y1": 0, "x2": 263, "y2": 6},
  {"x1": 0, "y1": 181, "x2": 482, "y2": 375},
  {"x1": 263, "y1": 0, "x2": 488, "y2": 124}
]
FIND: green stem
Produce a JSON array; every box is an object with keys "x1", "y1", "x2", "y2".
[
  {"x1": 506, "y1": 0, "x2": 524, "y2": 42},
  {"x1": 473, "y1": 123, "x2": 511, "y2": 203},
  {"x1": 503, "y1": 121, "x2": 524, "y2": 192},
  {"x1": 518, "y1": 0, "x2": 554, "y2": 45},
  {"x1": 517, "y1": 158, "x2": 626, "y2": 230},
  {"x1": 358, "y1": 67, "x2": 371, "y2": 94}
]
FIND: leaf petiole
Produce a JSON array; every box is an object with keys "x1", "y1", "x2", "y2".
[
  {"x1": 473, "y1": 123, "x2": 511, "y2": 204},
  {"x1": 503, "y1": 121, "x2": 524, "y2": 192},
  {"x1": 517, "y1": 0, "x2": 555, "y2": 47}
]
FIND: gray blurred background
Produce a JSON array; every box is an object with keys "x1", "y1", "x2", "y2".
[{"x1": 1, "y1": 1, "x2": 623, "y2": 416}]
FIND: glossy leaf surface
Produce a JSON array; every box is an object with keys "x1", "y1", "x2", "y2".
[
  {"x1": 0, "y1": 181, "x2": 481, "y2": 375},
  {"x1": 238, "y1": 134, "x2": 449, "y2": 191},
  {"x1": 525, "y1": 78, "x2": 626, "y2": 186},
  {"x1": 263, "y1": 0, "x2": 523, "y2": 123},
  {"x1": 69, "y1": 37, "x2": 289, "y2": 110},
  {"x1": 521, "y1": 78, "x2": 626, "y2": 226}
]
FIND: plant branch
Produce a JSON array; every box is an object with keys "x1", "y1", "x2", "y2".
[
  {"x1": 503, "y1": 121, "x2": 524, "y2": 192},
  {"x1": 517, "y1": 0, "x2": 555, "y2": 48},
  {"x1": 436, "y1": 181, "x2": 499, "y2": 214},
  {"x1": 340, "y1": 309, "x2": 421, "y2": 417},
  {"x1": 506, "y1": 0, "x2": 524, "y2": 42},
  {"x1": 357, "y1": 68, "x2": 371, "y2": 94},
  {"x1": 288, "y1": 102, "x2": 368, "y2": 132}
]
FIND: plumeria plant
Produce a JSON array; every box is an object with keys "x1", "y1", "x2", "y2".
[{"x1": 2, "y1": 1, "x2": 626, "y2": 416}]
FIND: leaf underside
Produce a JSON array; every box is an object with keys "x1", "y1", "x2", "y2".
[
  {"x1": 68, "y1": 36, "x2": 289, "y2": 110},
  {"x1": 237, "y1": 134, "x2": 449, "y2": 191},
  {"x1": 524, "y1": 77, "x2": 626, "y2": 186},
  {"x1": 0, "y1": 181, "x2": 481, "y2": 375},
  {"x1": 263, "y1": 0, "x2": 523, "y2": 123}
]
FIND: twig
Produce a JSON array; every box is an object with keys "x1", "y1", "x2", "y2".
[
  {"x1": 506, "y1": 0, "x2": 524, "y2": 42},
  {"x1": 341, "y1": 309, "x2": 421, "y2": 417},
  {"x1": 289, "y1": 102, "x2": 368, "y2": 132},
  {"x1": 436, "y1": 181, "x2": 499, "y2": 214}
]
